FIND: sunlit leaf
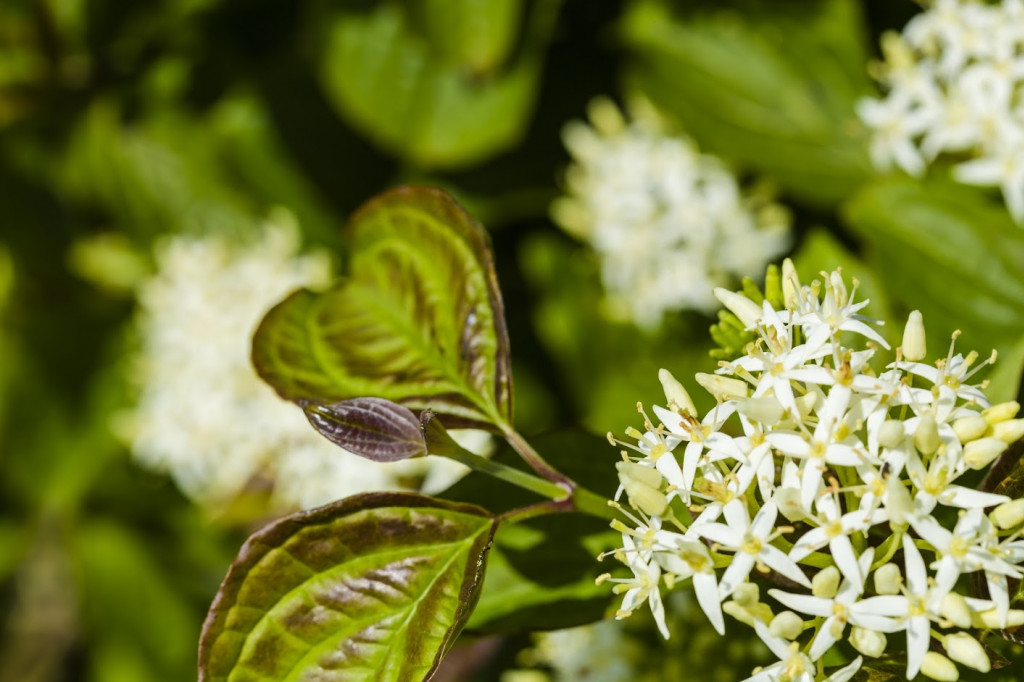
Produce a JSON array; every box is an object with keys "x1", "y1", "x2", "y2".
[
  {"x1": 320, "y1": 2, "x2": 552, "y2": 168},
  {"x1": 199, "y1": 493, "x2": 496, "y2": 682},
  {"x1": 403, "y1": 0, "x2": 524, "y2": 75},
  {"x1": 253, "y1": 186, "x2": 512, "y2": 431},
  {"x1": 304, "y1": 398, "x2": 426, "y2": 462}
]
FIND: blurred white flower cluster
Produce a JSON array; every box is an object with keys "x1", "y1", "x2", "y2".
[
  {"x1": 603, "y1": 262, "x2": 1024, "y2": 680},
  {"x1": 551, "y1": 98, "x2": 791, "y2": 329},
  {"x1": 128, "y1": 217, "x2": 473, "y2": 513},
  {"x1": 859, "y1": 0, "x2": 1024, "y2": 222}
]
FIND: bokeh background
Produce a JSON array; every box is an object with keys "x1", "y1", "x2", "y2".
[{"x1": 3, "y1": 1, "x2": 1024, "y2": 680}]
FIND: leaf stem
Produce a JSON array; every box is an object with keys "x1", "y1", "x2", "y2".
[
  {"x1": 435, "y1": 445, "x2": 567, "y2": 501},
  {"x1": 499, "y1": 423, "x2": 575, "y2": 489}
]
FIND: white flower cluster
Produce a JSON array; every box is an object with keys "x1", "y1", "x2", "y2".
[
  {"x1": 551, "y1": 98, "x2": 791, "y2": 329},
  {"x1": 602, "y1": 262, "x2": 1024, "y2": 681},
  {"x1": 859, "y1": 0, "x2": 1024, "y2": 222},
  {"x1": 128, "y1": 218, "x2": 474, "y2": 513}
]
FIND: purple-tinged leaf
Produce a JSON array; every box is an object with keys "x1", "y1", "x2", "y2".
[
  {"x1": 305, "y1": 398, "x2": 425, "y2": 462},
  {"x1": 199, "y1": 493, "x2": 496, "y2": 682}
]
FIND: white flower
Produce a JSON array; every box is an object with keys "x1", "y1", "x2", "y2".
[
  {"x1": 552, "y1": 97, "x2": 790, "y2": 327},
  {"x1": 770, "y1": 550, "x2": 902, "y2": 661},
  {"x1": 128, "y1": 220, "x2": 475, "y2": 512},
  {"x1": 746, "y1": 619, "x2": 863, "y2": 682},
  {"x1": 860, "y1": 0, "x2": 1024, "y2": 224},
  {"x1": 693, "y1": 499, "x2": 810, "y2": 597}
]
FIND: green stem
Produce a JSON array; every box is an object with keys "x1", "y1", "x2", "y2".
[
  {"x1": 573, "y1": 486, "x2": 621, "y2": 522},
  {"x1": 435, "y1": 445, "x2": 567, "y2": 500},
  {"x1": 871, "y1": 529, "x2": 903, "y2": 571},
  {"x1": 500, "y1": 422, "x2": 574, "y2": 488}
]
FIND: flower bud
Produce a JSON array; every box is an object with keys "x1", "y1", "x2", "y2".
[
  {"x1": 991, "y1": 419, "x2": 1024, "y2": 444},
  {"x1": 616, "y1": 465, "x2": 669, "y2": 517},
  {"x1": 886, "y1": 475, "x2": 914, "y2": 527},
  {"x1": 963, "y1": 437, "x2": 1005, "y2": 470},
  {"x1": 970, "y1": 607, "x2": 1024, "y2": 629},
  {"x1": 915, "y1": 414, "x2": 940, "y2": 456},
  {"x1": 812, "y1": 566, "x2": 840, "y2": 599},
  {"x1": 991, "y1": 499, "x2": 1024, "y2": 530},
  {"x1": 939, "y1": 593, "x2": 972, "y2": 629},
  {"x1": 920, "y1": 652, "x2": 959, "y2": 681},
  {"x1": 782, "y1": 258, "x2": 800, "y2": 309},
  {"x1": 828, "y1": 271, "x2": 848, "y2": 308},
  {"x1": 952, "y1": 415, "x2": 989, "y2": 444},
  {"x1": 658, "y1": 368, "x2": 696, "y2": 417},
  {"x1": 732, "y1": 582, "x2": 760, "y2": 607},
  {"x1": 722, "y1": 600, "x2": 754, "y2": 626},
  {"x1": 877, "y1": 420, "x2": 906, "y2": 449},
  {"x1": 849, "y1": 626, "x2": 887, "y2": 658},
  {"x1": 874, "y1": 563, "x2": 902, "y2": 595},
  {"x1": 902, "y1": 310, "x2": 927, "y2": 362},
  {"x1": 795, "y1": 392, "x2": 818, "y2": 420},
  {"x1": 713, "y1": 288, "x2": 763, "y2": 329},
  {"x1": 695, "y1": 373, "x2": 749, "y2": 401},
  {"x1": 737, "y1": 396, "x2": 784, "y2": 425},
  {"x1": 769, "y1": 610, "x2": 804, "y2": 640},
  {"x1": 943, "y1": 633, "x2": 990, "y2": 673},
  {"x1": 982, "y1": 401, "x2": 1020, "y2": 425}
]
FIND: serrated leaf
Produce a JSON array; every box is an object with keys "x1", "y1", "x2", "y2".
[
  {"x1": 319, "y1": 2, "x2": 548, "y2": 168},
  {"x1": 621, "y1": 0, "x2": 872, "y2": 206},
  {"x1": 199, "y1": 493, "x2": 497, "y2": 682},
  {"x1": 253, "y1": 186, "x2": 512, "y2": 431},
  {"x1": 305, "y1": 398, "x2": 426, "y2": 462}
]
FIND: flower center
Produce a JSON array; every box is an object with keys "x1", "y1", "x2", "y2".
[{"x1": 741, "y1": 534, "x2": 763, "y2": 555}]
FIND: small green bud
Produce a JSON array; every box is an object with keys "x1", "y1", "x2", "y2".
[
  {"x1": 915, "y1": 414, "x2": 940, "y2": 456},
  {"x1": 812, "y1": 566, "x2": 840, "y2": 599},
  {"x1": 943, "y1": 633, "x2": 990, "y2": 673},
  {"x1": 951, "y1": 415, "x2": 988, "y2": 443},
  {"x1": 658, "y1": 368, "x2": 696, "y2": 416},
  {"x1": 939, "y1": 593, "x2": 972, "y2": 629},
  {"x1": 874, "y1": 563, "x2": 902, "y2": 595},
  {"x1": 991, "y1": 419, "x2": 1024, "y2": 444},
  {"x1": 963, "y1": 437, "x2": 1005, "y2": 470},
  {"x1": 713, "y1": 288, "x2": 763, "y2": 329},
  {"x1": 902, "y1": 310, "x2": 927, "y2": 362},
  {"x1": 768, "y1": 611, "x2": 803, "y2": 640},
  {"x1": 991, "y1": 499, "x2": 1024, "y2": 530},
  {"x1": 695, "y1": 373, "x2": 749, "y2": 401},
  {"x1": 920, "y1": 652, "x2": 958, "y2": 681},
  {"x1": 982, "y1": 401, "x2": 1020, "y2": 425},
  {"x1": 849, "y1": 626, "x2": 887, "y2": 658},
  {"x1": 877, "y1": 420, "x2": 906, "y2": 449}
]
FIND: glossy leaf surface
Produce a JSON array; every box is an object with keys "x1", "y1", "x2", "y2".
[
  {"x1": 304, "y1": 398, "x2": 425, "y2": 462},
  {"x1": 199, "y1": 493, "x2": 496, "y2": 682},
  {"x1": 253, "y1": 186, "x2": 512, "y2": 431}
]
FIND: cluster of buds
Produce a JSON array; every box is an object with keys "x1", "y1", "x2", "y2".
[{"x1": 600, "y1": 262, "x2": 1024, "y2": 680}]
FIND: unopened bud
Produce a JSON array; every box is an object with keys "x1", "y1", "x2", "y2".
[
  {"x1": 782, "y1": 258, "x2": 800, "y2": 309},
  {"x1": 658, "y1": 368, "x2": 696, "y2": 417},
  {"x1": 713, "y1": 288, "x2": 763, "y2": 329},
  {"x1": 920, "y1": 652, "x2": 959, "y2": 681},
  {"x1": 982, "y1": 401, "x2": 1020, "y2": 425},
  {"x1": 886, "y1": 475, "x2": 914, "y2": 527},
  {"x1": 991, "y1": 419, "x2": 1024, "y2": 444},
  {"x1": 902, "y1": 310, "x2": 927, "y2": 362},
  {"x1": 621, "y1": 481, "x2": 668, "y2": 517},
  {"x1": 952, "y1": 415, "x2": 989, "y2": 443},
  {"x1": 812, "y1": 566, "x2": 840, "y2": 599},
  {"x1": 732, "y1": 582, "x2": 760, "y2": 607},
  {"x1": 795, "y1": 392, "x2": 818, "y2": 420},
  {"x1": 849, "y1": 626, "x2": 887, "y2": 658},
  {"x1": 828, "y1": 271, "x2": 849, "y2": 308},
  {"x1": 874, "y1": 563, "x2": 902, "y2": 595},
  {"x1": 737, "y1": 396, "x2": 784, "y2": 425},
  {"x1": 940, "y1": 593, "x2": 972, "y2": 629},
  {"x1": 915, "y1": 414, "x2": 940, "y2": 456},
  {"x1": 769, "y1": 610, "x2": 804, "y2": 640},
  {"x1": 695, "y1": 373, "x2": 749, "y2": 401},
  {"x1": 991, "y1": 499, "x2": 1024, "y2": 529},
  {"x1": 963, "y1": 437, "x2": 1005, "y2": 470},
  {"x1": 970, "y1": 607, "x2": 1024, "y2": 629},
  {"x1": 944, "y1": 633, "x2": 990, "y2": 673},
  {"x1": 877, "y1": 420, "x2": 906, "y2": 449}
]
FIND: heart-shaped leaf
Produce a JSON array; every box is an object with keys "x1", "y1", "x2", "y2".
[
  {"x1": 305, "y1": 398, "x2": 425, "y2": 462},
  {"x1": 253, "y1": 186, "x2": 512, "y2": 431},
  {"x1": 199, "y1": 493, "x2": 496, "y2": 682}
]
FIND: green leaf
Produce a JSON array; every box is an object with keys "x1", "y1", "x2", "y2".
[
  {"x1": 621, "y1": 0, "x2": 872, "y2": 206},
  {"x1": 253, "y1": 186, "x2": 513, "y2": 431},
  {"x1": 403, "y1": 0, "x2": 524, "y2": 75},
  {"x1": 843, "y1": 177, "x2": 1024, "y2": 400},
  {"x1": 304, "y1": 398, "x2": 426, "y2": 462},
  {"x1": 199, "y1": 493, "x2": 497, "y2": 682},
  {"x1": 319, "y1": 2, "x2": 551, "y2": 168}
]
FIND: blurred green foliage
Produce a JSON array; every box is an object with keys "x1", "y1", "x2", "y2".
[{"x1": 2, "y1": 0, "x2": 1024, "y2": 680}]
